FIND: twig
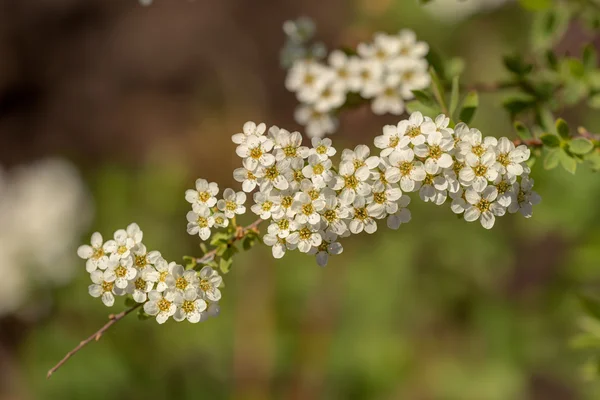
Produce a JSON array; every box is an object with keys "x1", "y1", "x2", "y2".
[
  {"x1": 513, "y1": 138, "x2": 543, "y2": 147},
  {"x1": 47, "y1": 218, "x2": 263, "y2": 379}
]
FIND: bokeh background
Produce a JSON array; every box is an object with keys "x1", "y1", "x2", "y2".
[{"x1": 1, "y1": 0, "x2": 600, "y2": 399}]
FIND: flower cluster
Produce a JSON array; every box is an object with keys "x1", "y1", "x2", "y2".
[
  {"x1": 284, "y1": 26, "x2": 430, "y2": 138},
  {"x1": 225, "y1": 113, "x2": 539, "y2": 265},
  {"x1": 78, "y1": 223, "x2": 222, "y2": 324}
]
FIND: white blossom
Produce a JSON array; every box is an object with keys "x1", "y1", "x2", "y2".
[
  {"x1": 144, "y1": 290, "x2": 181, "y2": 324},
  {"x1": 217, "y1": 188, "x2": 247, "y2": 219},
  {"x1": 464, "y1": 186, "x2": 506, "y2": 229},
  {"x1": 186, "y1": 206, "x2": 215, "y2": 240},
  {"x1": 185, "y1": 179, "x2": 219, "y2": 208}
]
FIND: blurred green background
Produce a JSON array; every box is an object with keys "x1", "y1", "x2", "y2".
[{"x1": 1, "y1": 0, "x2": 600, "y2": 399}]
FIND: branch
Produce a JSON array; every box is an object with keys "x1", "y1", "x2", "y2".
[
  {"x1": 513, "y1": 138, "x2": 543, "y2": 147},
  {"x1": 47, "y1": 218, "x2": 263, "y2": 379}
]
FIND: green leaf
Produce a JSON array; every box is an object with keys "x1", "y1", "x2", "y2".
[
  {"x1": 558, "y1": 148, "x2": 577, "y2": 174},
  {"x1": 584, "y1": 150, "x2": 600, "y2": 171},
  {"x1": 555, "y1": 118, "x2": 570, "y2": 139},
  {"x1": 125, "y1": 297, "x2": 137, "y2": 307},
  {"x1": 219, "y1": 257, "x2": 233, "y2": 274},
  {"x1": 210, "y1": 232, "x2": 230, "y2": 247},
  {"x1": 425, "y1": 48, "x2": 446, "y2": 81},
  {"x1": 536, "y1": 108, "x2": 555, "y2": 133},
  {"x1": 569, "y1": 138, "x2": 594, "y2": 155},
  {"x1": 580, "y1": 294, "x2": 600, "y2": 321},
  {"x1": 405, "y1": 100, "x2": 440, "y2": 117},
  {"x1": 543, "y1": 148, "x2": 560, "y2": 169},
  {"x1": 518, "y1": 0, "x2": 551, "y2": 10},
  {"x1": 449, "y1": 75, "x2": 460, "y2": 117},
  {"x1": 503, "y1": 95, "x2": 536, "y2": 117},
  {"x1": 514, "y1": 121, "x2": 532, "y2": 139},
  {"x1": 458, "y1": 91, "x2": 478, "y2": 124},
  {"x1": 411, "y1": 89, "x2": 436, "y2": 107},
  {"x1": 540, "y1": 133, "x2": 561, "y2": 147},
  {"x1": 503, "y1": 54, "x2": 533, "y2": 76}
]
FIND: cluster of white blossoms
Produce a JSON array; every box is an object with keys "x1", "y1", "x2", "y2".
[
  {"x1": 285, "y1": 29, "x2": 430, "y2": 138},
  {"x1": 224, "y1": 114, "x2": 539, "y2": 265},
  {"x1": 78, "y1": 223, "x2": 222, "y2": 324}
]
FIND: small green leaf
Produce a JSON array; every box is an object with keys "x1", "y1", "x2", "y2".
[
  {"x1": 411, "y1": 89, "x2": 436, "y2": 107},
  {"x1": 219, "y1": 257, "x2": 233, "y2": 274},
  {"x1": 406, "y1": 100, "x2": 440, "y2": 117},
  {"x1": 569, "y1": 138, "x2": 594, "y2": 155},
  {"x1": 558, "y1": 149, "x2": 577, "y2": 174},
  {"x1": 449, "y1": 75, "x2": 460, "y2": 117},
  {"x1": 425, "y1": 48, "x2": 446, "y2": 81},
  {"x1": 555, "y1": 118, "x2": 570, "y2": 139},
  {"x1": 503, "y1": 95, "x2": 536, "y2": 117},
  {"x1": 458, "y1": 91, "x2": 478, "y2": 124},
  {"x1": 540, "y1": 133, "x2": 561, "y2": 147},
  {"x1": 503, "y1": 54, "x2": 533, "y2": 75},
  {"x1": 584, "y1": 150, "x2": 600, "y2": 171},
  {"x1": 514, "y1": 121, "x2": 532, "y2": 139},
  {"x1": 137, "y1": 310, "x2": 151, "y2": 320},
  {"x1": 125, "y1": 297, "x2": 137, "y2": 307},
  {"x1": 543, "y1": 148, "x2": 560, "y2": 169}
]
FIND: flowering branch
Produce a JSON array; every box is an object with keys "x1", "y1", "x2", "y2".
[{"x1": 47, "y1": 218, "x2": 262, "y2": 379}]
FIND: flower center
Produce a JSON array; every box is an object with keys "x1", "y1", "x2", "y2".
[
  {"x1": 323, "y1": 209, "x2": 337, "y2": 222},
  {"x1": 375, "y1": 49, "x2": 386, "y2": 60},
  {"x1": 225, "y1": 201, "x2": 237, "y2": 211},
  {"x1": 318, "y1": 242, "x2": 329, "y2": 252},
  {"x1": 101, "y1": 281, "x2": 114, "y2": 293},
  {"x1": 197, "y1": 216, "x2": 209, "y2": 228},
  {"x1": 134, "y1": 277, "x2": 146, "y2": 291},
  {"x1": 406, "y1": 126, "x2": 420, "y2": 138},
  {"x1": 293, "y1": 170, "x2": 304, "y2": 182},
  {"x1": 302, "y1": 203, "x2": 314, "y2": 216},
  {"x1": 135, "y1": 254, "x2": 147, "y2": 269},
  {"x1": 453, "y1": 161, "x2": 464, "y2": 176},
  {"x1": 277, "y1": 219, "x2": 290, "y2": 230},
  {"x1": 284, "y1": 146, "x2": 297, "y2": 157},
  {"x1": 265, "y1": 166, "x2": 279, "y2": 180},
  {"x1": 373, "y1": 192, "x2": 387, "y2": 204},
  {"x1": 117, "y1": 245, "x2": 128, "y2": 255},
  {"x1": 344, "y1": 175, "x2": 359, "y2": 189},
  {"x1": 517, "y1": 190, "x2": 526, "y2": 204},
  {"x1": 281, "y1": 196, "x2": 293, "y2": 208},
  {"x1": 157, "y1": 298, "x2": 171, "y2": 313},
  {"x1": 308, "y1": 189, "x2": 320, "y2": 200},
  {"x1": 497, "y1": 181, "x2": 510, "y2": 194},
  {"x1": 384, "y1": 87, "x2": 396, "y2": 97},
  {"x1": 215, "y1": 216, "x2": 225, "y2": 225},
  {"x1": 316, "y1": 145, "x2": 327, "y2": 154},
  {"x1": 429, "y1": 145, "x2": 442, "y2": 160},
  {"x1": 261, "y1": 200, "x2": 273, "y2": 211},
  {"x1": 497, "y1": 153, "x2": 510, "y2": 167},
  {"x1": 402, "y1": 71, "x2": 414, "y2": 81},
  {"x1": 250, "y1": 147, "x2": 263, "y2": 159},
  {"x1": 299, "y1": 227, "x2": 312, "y2": 240},
  {"x1": 93, "y1": 248, "x2": 104, "y2": 260},
  {"x1": 159, "y1": 271, "x2": 168, "y2": 282},
  {"x1": 474, "y1": 165, "x2": 488, "y2": 177},
  {"x1": 423, "y1": 174, "x2": 435, "y2": 185},
  {"x1": 313, "y1": 164, "x2": 324, "y2": 175},
  {"x1": 115, "y1": 265, "x2": 128, "y2": 278},
  {"x1": 399, "y1": 161, "x2": 413, "y2": 176},
  {"x1": 353, "y1": 159, "x2": 366, "y2": 169},
  {"x1": 247, "y1": 171, "x2": 256, "y2": 180},
  {"x1": 476, "y1": 199, "x2": 491, "y2": 212},
  {"x1": 472, "y1": 145, "x2": 485, "y2": 157},
  {"x1": 354, "y1": 207, "x2": 369, "y2": 220},
  {"x1": 200, "y1": 279, "x2": 212, "y2": 292},
  {"x1": 182, "y1": 300, "x2": 196, "y2": 314},
  {"x1": 389, "y1": 136, "x2": 399, "y2": 148},
  {"x1": 175, "y1": 277, "x2": 188, "y2": 290},
  {"x1": 198, "y1": 191, "x2": 211, "y2": 203}
]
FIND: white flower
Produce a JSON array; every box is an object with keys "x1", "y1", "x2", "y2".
[
  {"x1": 166, "y1": 264, "x2": 199, "y2": 297},
  {"x1": 285, "y1": 60, "x2": 333, "y2": 103},
  {"x1": 309, "y1": 137, "x2": 336, "y2": 160},
  {"x1": 263, "y1": 233, "x2": 297, "y2": 258},
  {"x1": 232, "y1": 121, "x2": 267, "y2": 144},
  {"x1": 356, "y1": 59, "x2": 384, "y2": 98},
  {"x1": 459, "y1": 152, "x2": 498, "y2": 192},
  {"x1": 302, "y1": 154, "x2": 333, "y2": 187},
  {"x1": 331, "y1": 161, "x2": 372, "y2": 205},
  {"x1": 366, "y1": 182, "x2": 403, "y2": 219},
  {"x1": 386, "y1": 149, "x2": 426, "y2": 192},
  {"x1": 107, "y1": 256, "x2": 137, "y2": 289},
  {"x1": 131, "y1": 244, "x2": 162, "y2": 271},
  {"x1": 144, "y1": 290, "x2": 181, "y2": 324},
  {"x1": 233, "y1": 159, "x2": 259, "y2": 193},
  {"x1": 77, "y1": 232, "x2": 109, "y2": 272},
  {"x1": 395, "y1": 111, "x2": 435, "y2": 146},
  {"x1": 185, "y1": 179, "x2": 219, "y2": 208},
  {"x1": 395, "y1": 29, "x2": 429, "y2": 59},
  {"x1": 213, "y1": 212, "x2": 230, "y2": 228},
  {"x1": 457, "y1": 129, "x2": 498, "y2": 161},
  {"x1": 126, "y1": 267, "x2": 156, "y2": 303},
  {"x1": 294, "y1": 105, "x2": 338, "y2": 138},
  {"x1": 493, "y1": 174, "x2": 517, "y2": 207},
  {"x1": 174, "y1": 289, "x2": 207, "y2": 323},
  {"x1": 308, "y1": 231, "x2": 343, "y2": 267},
  {"x1": 507, "y1": 175, "x2": 541, "y2": 217},
  {"x1": 88, "y1": 269, "x2": 125, "y2": 307},
  {"x1": 449, "y1": 188, "x2": 468, "y2": 215},
  {"x1": 153, "y1": 258, "x2": 176, "y2": 292},
  {"x1": 371, "y1": 75, "x2": 405, "y2": 115},
  {"x1": 374, "y1": 124, "x2": 410, "y2": 157},
  {"x1": 419, "y1": 160, "x2": 449, "y2": 205},
  {"x1": 292, "y1": 190, "x2": 326, "y2": 225},
  {"x1": 235, "y1": 135, "x2": 275, "y2": 171},
  {"x1": 217, "y1": 188, "x2": 247, "y2": 219},
  {"x1": 272, "y1": 128, "x2": 309, "y2": 162},
  {"x1": 392, "y1": 58, "x2": 430, "y2": 98},
  {"x1": 413, "y1": 128, "x2": 454, "y2": 169},
  {"x1": 270, "y1": 189, "x2": 296, "y2": 220},
  {"x1": 494, "y1": 137, "x2": 530, "y2": 177},
  {"x1": 349, "y1": 196, "x2": 378, "y2": 234},
  {"x1": 387, "y1": 196, "x2": 412, "y2": 230},
  {"x1": 319, "y1": 194, "x2": 350, "y2": 236},
  {"x1": 287, "y1": 224, "x2": 322, "y2": 253},
  {"x1": 327, "y1": 50, "x2": 361, "y2": 92},
  {"x1": 313, "y1": 80, "x2": 346, "y2": 112},
  {"x1": 198, "y1": 266, "x2": 223, "y2": 302},
  {"x1": 186, "y1": 206, "x2": 215, "y2": 240},
  {"x1": 251, "y1": 191, "x2": 278, "y2": 219},
  {"x1": 341, "y1": 145, "x2": 380, "y2": 171},
  {"x1": 464, "y1": 186, "x2": 506, "y2": 229},
  {"x1": 357, "y1": 32, "x2": 401, "y2": 62},
  {"x1": 267, "y1": 217, "x2": 297, "y2": 239},
  {"x1": 256, "y1": 160, "x2": 291, "y2": 192},
  {"x1": 104, "y1": 228, "x2": 136, "y2": 261}
]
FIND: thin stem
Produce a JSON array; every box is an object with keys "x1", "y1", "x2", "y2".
[{"x1": 47, "y1": 218, "x2": 263, "y2": 379}]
